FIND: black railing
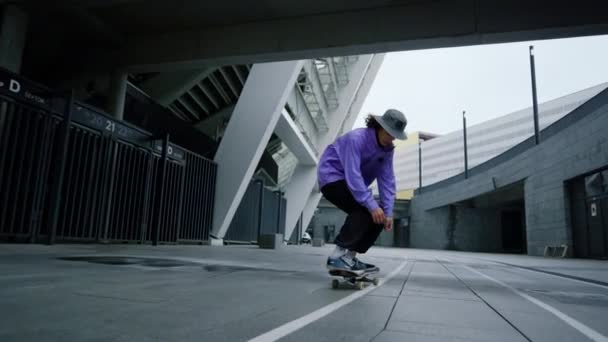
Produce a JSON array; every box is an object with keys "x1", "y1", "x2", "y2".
[
  {"x1": 0, "y1": 67, "x2": 217, "y2": 244},
  {"x1": 0, "y1": 94, "x2": 59, "y2": 242},
  {"x1": 180, "y1": 150, "x2": 216, "y2": 242}
]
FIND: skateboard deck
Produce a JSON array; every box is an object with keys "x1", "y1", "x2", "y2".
[{"x1": 328, "y1": 269, "x2": 380, "y2": 290}]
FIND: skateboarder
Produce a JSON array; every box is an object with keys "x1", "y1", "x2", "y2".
[{"x1": 318, "y1": 109, "x2": 407, "y2": 275}]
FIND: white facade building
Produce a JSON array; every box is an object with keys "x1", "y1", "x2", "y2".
[{"x1": 393, "y1": 83, "x2": 608, "y2": 193}]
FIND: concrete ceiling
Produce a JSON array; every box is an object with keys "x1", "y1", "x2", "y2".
[
  {"x1": 86, "y1": 0, "x2": 419, "y2": 34},
  {"x1": 14, "y1": 0, "x2": 608, "y2": 77}
]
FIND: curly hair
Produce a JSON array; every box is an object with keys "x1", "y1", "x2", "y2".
[{"x1": 365, "y1": 114, "x2": 382, "y2": 130}]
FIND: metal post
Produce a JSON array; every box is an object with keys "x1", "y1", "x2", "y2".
[
  {"x1": 529, "y1": 46, "x2": 541, "y2": 145},
  {"x1": 152, "y1": 133, "x2": 170, "y2": 246},
  {"x1": 256, "y1": 180, "x2": 264, "y2": 242},
  {"x1": 418, "y1": 140, "x2": 422, "y2": 192},
  {"x1": 107, "y1": 72, "x2": 127, "y2": 120},
  {"x1": 463, "y1": 110, "x2": 469, "y2": 179},
  {"x1": 276, "y1": 191, "x2": 283, "y2": 234},
  {"x1": 140, "y1": 153, "x2": 155, "y2": 243},
  {"x1": 175, "y1": 162, "x2": 186, "y2": 242},
  {"x1": 298, "y1": 212, "x2": 303, "y2": 245},
  {"x1": 47, "y1": 90, "x2": 74, "y2": 244}
]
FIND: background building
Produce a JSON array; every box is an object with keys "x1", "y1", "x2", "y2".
[
  {"x1": 410, "y1": 86, "x2": 608, "y2": 258},
  {"x1": 393, "y1": 83, "x2": 608, "y2": 196}
]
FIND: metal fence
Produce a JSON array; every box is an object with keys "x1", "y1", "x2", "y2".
[
  {"x1": 0, "y1": 67, "x2": 217, "y2": 244},
  {"x1": 225, "y1": 180, "x2": 287, "y2": 243},
  {"x1": 0, "y1": 94, "x2": 58, "y2": 242},
  {"x1": 180, "y1": 151, "x2": 216, "y2": 242}
]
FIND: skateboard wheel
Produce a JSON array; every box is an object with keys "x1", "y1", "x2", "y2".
[
  {"x1": 356, "y1": 282, "x2": 365, "y2": 290},
  {"x1": 331, "y1": 279, "x2": 339, "y2": 289},
  {"x1": 372, "y1": 278, "x2": 379, "y2": 286}
]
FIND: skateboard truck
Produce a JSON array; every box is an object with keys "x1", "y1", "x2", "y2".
[{"x1": 329, "y1": 269, "x2": 380, "y2": 290}]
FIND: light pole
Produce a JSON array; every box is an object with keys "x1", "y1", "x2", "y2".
[
  {"x1": 529, "y1": 45, "x2": 541, "y2": 145},
  {"x1": 463, "y1": 110, "x2": 469, "y2": 179}
]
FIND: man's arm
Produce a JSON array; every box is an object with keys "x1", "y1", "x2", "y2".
[
  {"x1": 336, "y1": 137, "x2": 379, "y2": 212},
  {"x1": 377, "y1": 152, "x2": 396, "y2": 218}
]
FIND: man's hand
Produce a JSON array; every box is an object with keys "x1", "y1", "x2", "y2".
[
  {"x1": 384, "y1": 217, "x2": 393, "y2": 231},
  {"x1": 370, "y1": 208, "x2": 385, "y2": 225}
]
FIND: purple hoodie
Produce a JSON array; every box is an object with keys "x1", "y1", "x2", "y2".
[{"x1": 317, "y1": 127, "x2": 396, "y2": 217}]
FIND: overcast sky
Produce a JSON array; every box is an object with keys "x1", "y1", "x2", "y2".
[{"x1": 354, "y1": 34, "x2": 608, "y2": 135}]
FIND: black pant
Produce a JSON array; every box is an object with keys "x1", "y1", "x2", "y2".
[{"x1": 320, "y1": 180, "x2": 383, "y2": 253}]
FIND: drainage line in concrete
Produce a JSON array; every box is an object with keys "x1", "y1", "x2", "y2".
[
  {"x1": 436, "y1": 258, "x2": 533, "y2": 342},
  {"x1": 369, "y1": 260, "x2": 415, "y2": 342}
]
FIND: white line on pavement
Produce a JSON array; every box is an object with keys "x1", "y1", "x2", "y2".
[
  {"x1": 444, "y1": 258, "x2": 608, "y2": 342},
  {"x1": 247, "y1": 258, "x2": 409, "y2": 342},
  {"x1": 454, "y1": 255, "x2": 608, "y2": 292}
]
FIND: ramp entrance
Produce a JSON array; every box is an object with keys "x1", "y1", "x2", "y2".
[{"x1": 454, "y1": 181, "x2": 527, "y2": 254}]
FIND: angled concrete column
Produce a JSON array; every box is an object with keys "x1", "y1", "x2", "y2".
[
  {"x1": 0, "y1": 5, "x2": 28, "y2": 73},
  {"x1": 211, "y1": 60, "x2": 304, "y2": 242},
  {"x1": 107, "y1": 72, "x2": 127, "y2": 120},
  {"x1": 336, "y1": 54, "x2": 386, "y2": 137},
  {"x1": 282, "y1": 54, "x2": 385, "y2": 241}
]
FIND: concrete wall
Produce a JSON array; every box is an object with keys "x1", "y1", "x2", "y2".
[
  {"x1": 409, "y1": 204, "x2": 501, "y2": 252},
  {"x1": 376, "y1": 226, "x2": 395, "y2": 248},
  {"x1": 309, "y1": 207, "x2": 345, "y2": 242},
  {"x1": 410, "y1": 88, "x2": 608, "y2": 256},
  {"x1": 410, "y1": 206, "x2": 450, "y2": 249},
  {"x1": 452, "y1": 207, "x2": 502, "y2": 252},
  {"x1": 309, "y1": 206, "x2": 395, "y2": 248}
]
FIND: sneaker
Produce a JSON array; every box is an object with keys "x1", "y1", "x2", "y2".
[
  {"x1": 353, "y1": 257, "x2": 379, "y2": 272},
  {"x1": 326, "y1": 256, "x2": 366, "y2": 275}
]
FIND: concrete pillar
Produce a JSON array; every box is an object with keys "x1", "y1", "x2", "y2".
[
  {"x1": 210, "y1": 60, "x2": 304, "y2": 243},
  {"x1": 0, "y1": 5, "x2": 28, "y2": 73},
  {"x1": 282, "y1": 54, "x2": 385, "y2": 241},
  {"x1": 281, "y1": 164, "x2": 318, "y2": 240},
  {"x1": 106, "y1": 72, "x2": 128, "y2": 120}
]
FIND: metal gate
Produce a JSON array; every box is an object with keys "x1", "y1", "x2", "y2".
[
  {"x1": 146, "y1": 156, "x2": 186, "y2": 244},
  {"x1": 225, "y1": 180, "x2": 263, "y2": 243},
  {"x1": 0, "y1": 94, "x2": 59, "y2": 242},
  {"x1": 180, "y1": 151, "x2": 216, "y2": 242},
  {"x1": 0, "y1": 67, "x2": 217, "y2": 244},
  {"x1": 225, "y1": 180, "x2": 287, "y2": 243},
  {"x1": 52, "y1": 124, "x2": 112, "y2": 242}
]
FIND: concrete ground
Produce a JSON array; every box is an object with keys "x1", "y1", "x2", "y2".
[{"x1": 1, "y1": 244, "x2": 608, "y2": 342}]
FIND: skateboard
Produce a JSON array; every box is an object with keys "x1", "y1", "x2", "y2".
[{"x1": 329, "y1": 269, "x2": 380, "y2": 290}]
